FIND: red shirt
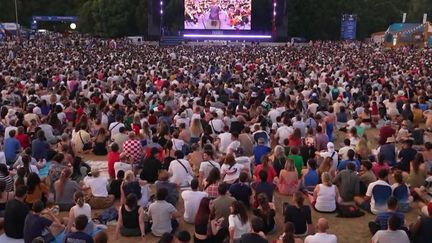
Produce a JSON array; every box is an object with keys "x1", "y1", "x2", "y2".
[
  {"x1": 16, "y1": 134, "x2": 30, "y2": 149},
  {"x1": 379, "y1": 125, "x2": 396, "y2": 145},
  {"x1": 288, "y1": 137, "x2": 302, "y2": 148},
  {"x1": 107, "y1": 151, "x2": 120, "y2": 178},
  {"x1": 254, "y1": 164, "x2": 277, "y2": 184}
]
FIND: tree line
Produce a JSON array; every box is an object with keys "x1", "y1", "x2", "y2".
[{"x1": 0, "y1": 0, "x2": 430, "y2": 39}]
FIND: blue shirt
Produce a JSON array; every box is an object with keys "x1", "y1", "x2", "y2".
[
  {"x1": 4, "y1": 137, "x2": 20, "y2": 162},
  {"x1": 253, "y1": 145, "x2": 271, "y2": 165},
  {"x1": 31, "y1": 139, "x2": 50, "y2": 160},
  {"x1": 375, "y1": 211, "x2": 404, "y2": 230},
  {"x1": 64, "y1": 231, "x2": 94, "y2": 243},
  {"x1": 337, "y1": 159, "x2": 361, "y2": 171}
]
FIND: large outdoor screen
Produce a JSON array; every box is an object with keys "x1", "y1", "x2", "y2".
[{"x1": 184, "y1": 0, "x2": 252, "y2": 30}]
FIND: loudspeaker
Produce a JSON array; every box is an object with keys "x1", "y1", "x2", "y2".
[
  {"x1": 148, "y1": 0, "x2": 161, "y2": 38},
  {"x1": 275, "y1": 0, "x2": 288, "y2": 40}
]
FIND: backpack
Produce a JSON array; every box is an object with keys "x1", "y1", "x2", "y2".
[{"x1": 97, "y1": 207, "x2": 118, "y2": 224}]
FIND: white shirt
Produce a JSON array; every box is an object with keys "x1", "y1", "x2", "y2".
[
  {"x1": 268, "y1": 109, "x2": 282, "y2": 124},
  {"x1": 318, "y1": 150, "x2": 338, "y2": 171},
  {"x1": 338, "y1": 146, "x2": 355, "y2": 160},
  {"x1": 228, "y1": 214, "x2": 251, "y2": 239},
  {"x1": 84, "y1": 176, "x2": 109, "y2": 197},
  {"x1": 235, "y1": 156, "x2": 252, "y2": 177},
  {"x1": 72, "y1": 203, "x2": 92, "y2": 221},
  {"x1": 226, "y1": 141, "x2": 241, "y2": 154},
  {"x1": 315, "y1": 184, "x2": 337, "y2": 212},
  {"x1": 172, "y1": 138, "x2": 185, "y2": 151},
  {"x1": 304, "y1": 232, "x2": 337, "y2": 243},
  {"x1": 108, "y1": 122, "x2": 125, "y2": 137},
  {"x1": 209, "y1": 119, "x2": 225, "y2": 134},
  {"x1": 199, "y1": 160, "x2": 221, "y2": 179},
  {"x1": 275, "y1": 125, "x2": 294, "y2": 145},
  {"x1": 221, "y1": 163, "x2": 243, "y2": 184},
  {"x1": 181, "y1": 190, "x2": 208, "y2": 223},
  {"x1": 371, "y1": 230, "x2": 409, "y2": 243},
  {"x1": 168, "y1": 159, "x2": 193, "y2": 187},
  {"x1": 4, "y1": 126, "x2": 18, "y2": 139},
  {"x1": 366, "y1": 180, "x2": 391, "y2": 214},
  {"x1": 218, "y1": 132, "x2": 232, "y2": 154},
  {"x1": 114, "y1": 162, "x2": 133, "y2": 175}
]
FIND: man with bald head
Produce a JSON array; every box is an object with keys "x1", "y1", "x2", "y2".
[{"x1": 304, "y1": 218, "x2": 337, "y2": 243}]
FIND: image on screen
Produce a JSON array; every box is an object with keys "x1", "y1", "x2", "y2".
[{"x1": 184, "y1": 0, "x2": 252, "y2": 30}]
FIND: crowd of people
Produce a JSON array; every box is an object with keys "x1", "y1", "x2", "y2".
[{"x1": 0, "y1": 34, "x2": 431, "y2": 243}]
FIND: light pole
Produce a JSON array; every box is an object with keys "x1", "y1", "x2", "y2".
[{"x1": 14, "y1": 0, "x2": 18, "y2": 26}]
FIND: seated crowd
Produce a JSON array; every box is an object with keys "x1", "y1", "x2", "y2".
[{"x1": 0, "y1": 36, "x2": 432, "y2": 243}]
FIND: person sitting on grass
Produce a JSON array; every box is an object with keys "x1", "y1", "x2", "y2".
[
  {"x1": 355, "y1": 169, "x2": 392, "y2": 214},
  {"x1": 115, "y1": 193, "x2": 146, "y2": 241},
  {"x1": 371, "y1": 215, "x2": 409, "y2": 243},
  {"x1": 148, "y1": 187, "x2": 181, "y2": 237},
  {"x1": 368, "y1": 196, "x2": 405, "y2": 235}
]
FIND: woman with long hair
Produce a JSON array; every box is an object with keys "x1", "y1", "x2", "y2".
[
  {"x1": 190, "y1": 118, "x2": 204, "y2": 144},
  {"x1": 273, "y1": 145, "x2": 287, "y2": 176},
  {"x1": 288, "y1": 128, "x2": 302, "y2": 148},
  {"x1": 406, "y1": 153, "x2": 427, "y2": 188},
  {"x1": 92, "y1": 127, "x2": 108, "y2": 155},
  {"x1": 115, "y1": 193, "x2": 146, "y2": 240},
  {"x1": 221, "y1": 154, "x2": 242, "y2": 185},
  {"x1": 275, "y1": 158, "x2": 299, "y2": 196},
  {"x1": 229, "y1": 200, "x2": 251, "y2": 242},
  {"x1": 283, "y1": 192, "x2": 313, "y2": 237},
  {"x1": 253, "y1": 193, "x2": 276, "y2": 234},
  {"x1": 121, "y1": 171, "x2": 142, "y2": 205},
  {"x1": 54, "y1": 167, "x2": 80, "y2": 211},
  {"x1": 14, "y1": 167, "x2": 26, "y2": 190},
  {"x1": 309, "y1": 172, "x2": 339, "y2": 213},
  {"x1": 276, "y1": 222, "x2": 303, "y2": 243},
  {"x1": 392, "y1": 171, "x2": 413, "y2": 212},
  {"x1": 356, "y1": 136, "x2": 371, "y2": 160},
  {"x1": 203, "y1": 167, "x2": 221, "y2": 199},
  {"x1": 194, "y1": 197, "x2": 225, "y2": 243},
  {"x1": 318, "y1": 157, "x2": 333, "y2": 179},
  {"x1": 25, "y1": 172, "x2": 49, "y2": 206},
  {"x1": 254, "y1": 155, "x2": 277, "y2": 183},
  {"x1": 18, "y1": 154, "x2": 39, "y2": 176},
  {"x1": 66, "y1": 191, "x2": 94, "y2": 234}
]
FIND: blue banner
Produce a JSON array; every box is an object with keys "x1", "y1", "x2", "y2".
[
  {"x1": 341, "y1": 14, "x2": 357, "y2": 40},
  {"x1": 31, "y1": 16, "x2": 78, "y2": 30},
  {"x1": 32, "y1": 16, "x2": 78, "y2": 22},
  {"x1": 0, "y1": 24, "x2": 4, "y2": 41},
  {"x1": 429, "y1": 36, "x2": 432, "y2": 47}
]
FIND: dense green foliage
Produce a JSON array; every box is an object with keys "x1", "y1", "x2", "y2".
[{"x1": 0, "y1": 0, "x2": 430, "y2": 39}]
